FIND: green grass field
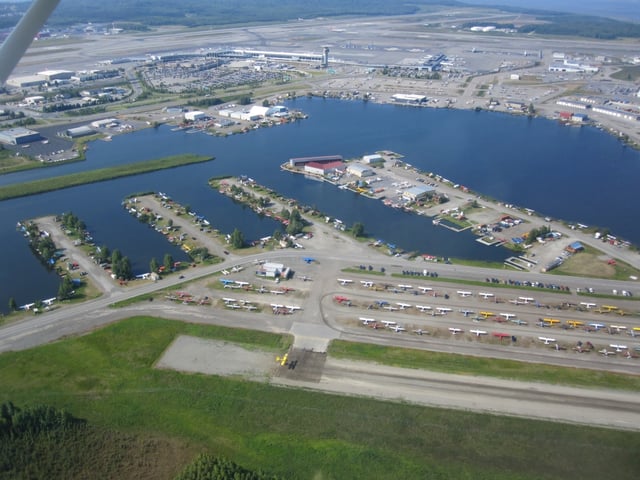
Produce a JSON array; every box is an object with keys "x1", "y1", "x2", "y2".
[{"x1": 1, "y1": 316, "x2": 639, "y2": 479}]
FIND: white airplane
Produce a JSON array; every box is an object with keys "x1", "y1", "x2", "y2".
[
  {"x1": 231, "y1": 265, "x2": 244, "y2": 272},
  {"x1": 479, "y1": 292, "x2": 494, "y2": 299},
  {"x1": 416, "y1": 305, "x2": 432, "y2": 312},
  {"x1": 396, "y1": 302, "x2": 412, "y2": 310},
  {"x1": 42, "y1": 297, "x2": 56, "y2": 306},
  {"x1": 448, "y1": 327, "x2": 463, "y2": 334},
  {"x1": 457, "y1": 290, "x2": 472, "y2": 297},
  {"x1": 518, "y1": 296, "x2": 535, "y2": 304},
  {"x1": 580, "y1": 302, "x2": 597, "y2": 309},
  {"x1": 412, "y1": 328, "x2": 427, "y2": 335},
  {"x1": 337, "y1": 278, "x2": 353, "y2": 285},
  {"x1": 388, "y1": 325, "x2": 406, "y2": 333},
  {"x1": 222, "y1": 297, "x2": 237, "y2": 303},
  {"x1": 418, "y1": 286, "x2": 433, "y2": 293},
  {"x1": 381, "y1": 320, "x2": 397, "y2": 327},
  {"x1": 286, "y1": 305, "x2": 301, "y2": 311},
  {"x1": 270, "y1": 303, "x2": 284, "y2": 309},
  {"x1": 360, "y1": 317, "x2": 375, "y2": 325},
  {"x1": 599, "y1": 349, "x2": 617, "y2": 356},
  {"x1": 500, "y1": 313, "x2": 516, "y2": 320},
  {"x1": 221, "y1": 269, "x2": 230, "y2": 275},
  {"x1": 19, "y1": 302, "x2": 36, "y2": 311},
  {"x1": 436, "y1": 307, "x2": 452, "y2": 314},
  {"x1": 397, "y1": 284, "x2": 412, "y2": 290},
  {"x1": 235, "y1": 281, "x2": 249, "y2": 287},
  {"x1": 460, "y1": 309, "x2": 474, "y2": 317},
  {"x1": 610, "y1": 344, "x2": 628, "y2": 352},
  {"x1": 509, "y1": 299, "x2": 524, "y2": 305},
  {"x1": 510, "y1": 319, "x2": 528, "y2": 326},
  {"x1": 589, "y1": 323, "x2": 607, "y2": 331},
  {"x1": 243, "y1": 305, "x2": 257, "y2": 311},
  {"x1": 470, "y1": 329, "x2": 487, "y2": 337},
  {"x1": 538, "y1": 337, "x2": 556, "y2": 345},
  {"x1": 383, "y1": 305, "x2": 398, "y2": 311},
  {"x1": 609, "y1": 325, "x2": 627, "y2": 333},
  {"x1": 227, "y1": 304, "x2": 241, "y2": 309},
  {"x1": 270, "y1": 290, "x2": 285, "y2": 295},
  {"x1": 360, "y1": 281, "x2": 374, "y2": 287}
]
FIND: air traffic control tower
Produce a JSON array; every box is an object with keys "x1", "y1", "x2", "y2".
[{"x1": 322, "y1": 46, "x2": 330, "y2": 68}]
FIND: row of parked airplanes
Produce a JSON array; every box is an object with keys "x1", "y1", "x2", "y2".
[{"x1": 221, "y1": 296, "x2": 301, "y2": 314}]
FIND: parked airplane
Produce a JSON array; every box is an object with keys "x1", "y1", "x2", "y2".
[
  {"x1": 42, "y1": 297, "x2": 56, "y2": 306},
  {"x1": 499, "y1": 313, "x2": 516, "y2": 320},
  {"x1": 510, "y1": 319, "x2": 528, "y2": 326},
  {"x1": 383, "y1": 305, "x2": 399, "y2": 311},
  {"x1": 334, "y1": 295, "x2": 350, "y2": 304},
  {"x1": 412, "y1": 328, "x2": 427, "y2": 335},
  {"x1": 360, "y1": 317, "x2": 375, "y2": 325},
  {"x1": 388, "y1": 325, "x2": 406, "y2": 333},
  {"x1": 479, "y1": 292, "x2": 494, "y2": 299},
  {"x1": 470, "y1": 329, "x2": 487, "y2": 337},
  {"x1": 220, "y1": 278, "x2": 235, "y2": 285},
  {"x1": 479, "y1": 311, "x2": 495, "y2": 318},
  {"x1": 610, "y1": 344, "x2": 628, "y2": 352},
  {"x1": 397, "y1": 284, "x2": 413, "y2": 290},
  {"x1": 337, "y1": 278, "x2": 353, "y2": 285},
  {"x1": 518, "y1": 296, "x2": 535, "y2": 304},
  {"x1": 221, "y1": 270, "x2": 230, "y2": 275},
  {"x1": 360, "y1": 281, "x2": 374, "y2": 287},
  {"x1": 236, "y1": 281, "x2": 249, "y2": 287},
  {"x1": 222, "y1": 297, "x2": 237, "y2": 303},
  {"x1": 381, "y1": 320, "x2": 397, "y2": 327},
  {"x1": 396, "y1": 302, "x2": 412, "y2": 310},
  {"x1": 416, "y1": 305, "x2": 432, "y2": 312},
  {"x1": 580, "y1": 302, "x2": 597, "y2": 309},
  {"x1": 493, "y1": 332, "x2": 511, "y2": 340},
  {"x1": 375, "y1": 300, "x2": 389, "y2": 307},
  {"x1": 302, "y1": 257, "x2": 316, "y2": 264},
  {"x1": 457, "y1": 290, "x2": 473, "y2": 297},
  {"x1": 226, "y1": 304, "x2": 241, "y2": 309},
  {"x1": 609, "y1": 325, "x2": 627, "y2": 333},
  {"x1": 270, "y1": 303, "x2": 284, "y2": 309},
  {"x1": 589, "y1": 322, "x2": 607, "y2": 331},
  {"x1": 19, "y1": 303, "x2": 35, "y2": 311},
  {"x1": 598, "y1": 349, "x2": 617, "y2": 356},
  {"x1": 243, "y1": 305, "x2": 257, "y2": 311},
  {"x1": 566, "y1": 320, "x2": 584, "y2": 328},
  {"x1": 601, "y1": 305, "x2": 619, "y2": 312},
  {"x1": 418, "y1": 286, "x2": 433, "y2": 293},
  {"x1": 629, "y1": 327, "x2": 640, "y2": 337},
  {"x1": 448, "y1": 327, "x2": 463, "y2": 334},
  {"x1": 460, "y1": 309, "x2": 475, "y2": 317},
  {"x1": 538, "y1": 337, "x2": 556, "y2": 345},
  {"x1": 286, "y1": 305, "x2": 301, "y2": 312},
  {"x1": 542, "y1": 318, "x2": 561, "y2": 326},
  {"x1": 270, "y1": 290, "x2": 285, "y2": 295},
  {"x1": 436, "y1": 307, "x2": 452, "y2": 314}
]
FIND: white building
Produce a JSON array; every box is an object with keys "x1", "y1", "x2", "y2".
[
  {"x1": 346, "y1": 163, "x2": 374, "y2": 177},
  {"x1": 184, "y1": 110, "x2": 206, "y2": 122},
  {"x1": 362, "y1": 154, "x2": 384, "y2": 165}
]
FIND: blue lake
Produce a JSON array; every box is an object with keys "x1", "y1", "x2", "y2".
[{"x1": 1, "y1": 97, "x2": 639, "y2": 311}]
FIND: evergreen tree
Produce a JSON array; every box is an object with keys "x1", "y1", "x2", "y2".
[
  {"x1": 230, "y1": 228, "x2": 245, "y2": 249},
  {"x1": 163, "y1": 253, "x2": 174, "y2": 271}
]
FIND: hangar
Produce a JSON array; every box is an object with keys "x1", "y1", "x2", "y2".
[
  {"x1": 0, "y1": 127, "x2": 42, "y2": 145},
  {"x1": 402, "y1": 185, "x2": 436, "y2": 202}
]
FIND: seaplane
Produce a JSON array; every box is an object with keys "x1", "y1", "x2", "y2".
[
  {"x1": 538, "y1": 336, "x2": 556, "y2": 345},
  {"x1": 510, "y1": 318, "x2": 528, "y2": 326},
  {"x1": 457, "y1": 290, "x2": 473, "y2": 297},
  {"x1": 448, "y1": 327, "x2": 463, "y2": 335},
  {"x1": 470, "y1": 329, "x2": 487, "y2": 337},
  {"x1": 460, "y1": 309, "x2": 475, "y2": 317},
  {"x1": 418, "y1": 286, "x2": 433, "y2": 293},
  {"x1": 42, "y1": 297, "x2": 56, "y2": 306},
  {"x1": 499, "y1": 313, "x2": 516, "y2": 320},
  {"x1": 360, "y1": 317, "x2": 376, "y2": 325},
  {"x1": 598, "y1": 349, "x2": 617, "y2": 356},
  {"x1": 479, "y1": 292, "x2": 494, "y2": 299},
  {"x1": 416, "y1": 305, "x2": 433, "y2": 312},
  {"x1": 436, "y1": 307, "x2": 452, "y2": 314},
  {"x1": 589, "y1": 322, "x2": 607, "y2": 331},
  {"x1": 360, "y1": 281, "x2": 374, "y2": 288},
  {"x1": 493, "y1": 332, "x2": 511, "y2": 341},
  {"x1": 580, "y1": 302, "x2": 597, "y2": 309},
  {"x1": 381, "y1": 320, "x2": 397, "y2": 327},
  {"x1": 19, "y1": 302, "x2": 35, "y2": 311},
  {"x1": 388, "y1": 324, "x2": 406, "y2": 333},
  {"x1": 610, "y1": 343, "x2": 628, "y2": 352},
  {"x1": 337, "y1": 278, "x2": 353, "y2": 285},
  {"x1": 136, "y1": 273, "x2": 151, "y2": 280},
  {"x1": 396, "y1": 302, "x2": 412, "y2": 310},
  {"x1": 334, "y1": 295, "x2": 350, "y2": 304}
]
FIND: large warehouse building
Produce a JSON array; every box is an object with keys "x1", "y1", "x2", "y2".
[{"x1": 0, "y1": 127, "x2": 42, "y2": 145}]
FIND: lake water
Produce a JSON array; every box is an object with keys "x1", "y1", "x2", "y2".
[{"x1": 1, "y1": 97, "x2": 639, "y2": 312}]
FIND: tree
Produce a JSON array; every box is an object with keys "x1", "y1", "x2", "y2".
[
  {"x1": 163, "y1": 253, "x2": 174, "y2": 271},
  {"x1": 58, "y1": 276, "x2": 74, "y2": 300},
  {"x1": 8, "y1": 297, "x2": 17, "y2": 312},
  {"x1": 272, "y1": 229, "x2": 282, "y2": 241},
  {"x1": 230, "y1": 228, "x2": 245, "y2": 249},
  {"x1": 351, "y1": 222, "x2": 365, "y2": 238},
  {"x1": 111, "y1": 249, "x2": 122, "y2": 268},
  {"x1": 118, "y1": 257, "x2": 132, "y2": 280},
  {"x1": 150, "y1": 257, "x2": 159, "y2": 273}
]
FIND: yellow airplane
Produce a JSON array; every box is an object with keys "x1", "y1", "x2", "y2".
[
  {"x1": 566, "y1": 320, "x2": 584, "y2": 328},
  {"x1": 542, "y1": 318, "x2": 560, "y2": 326},
  {"x1": 602, "y1": 305, "x2": 619, "y2": 312},
  {"x1": 275, "y1": 353, "x2": 288, "y2": 366},
  {"x1": 479, "y1": 311, "x2": 495, "y2": 318}
]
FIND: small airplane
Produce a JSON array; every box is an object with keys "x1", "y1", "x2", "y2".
[
  {"x1": 588, "y1": 322, "x2": 607, "y2": 331},
  {"x1": 510, "y1": 319, "x2": 528, "y2": 326},
  {"x1": 499, "y1": 313, "x2": 516, "y2": 320},
  {"x1": 388, "y1": 324, "x2": 406, "y2": 333},
  {"x1": 257, "y1": 286, "x2": 267, "y2": 294},
  {"x1": 337, "y1": 278, "x2": 353, "y2": 285},
  {"x1": 360, "y1": 317, "x2": 376, "y2": 325},
  {"x1": 470, "y1": 329, "x2": 487, "y2": 337},
  {"x1": 609, "y1": 325, "x2": 627, "y2": 333},
  {"x1": 383, "y1": 305, "x2": 398, "y2": 311},
  {"x1": 42, "y1": 297, "x2": 56, "y2": 306},
  {"x1": 457, "y1": 290, "x2": 473, "y2": 297},
  {"x1": 460, "y1": 309, "x2": 475, "y2": 317},
  {"x1": 566, "y1": 320, "x2": 584, "y2": 328},
  {"x1": 416, "y1": 305, "x2": 432, "y2": 312},
  {"x1": 538, "y1": 337, "x2": 556, "y2": 345},
  {"x1": 226, "y1": 303, "x2": 241, "y2": 309},
  {"x1": 448, "y1": 327, "x2": 463, "y2": 334},
  {"x1": 222, "y1": 297, "x2": 237, "y2": 303},
  {"x1": 412, "y1": 328, "x2": 428, "y2": 335},
  {"x1": 381, "y1": 320, "x2": 397, "y2": 327},
  {"x1": 396, "y1": 302, "x2": 412, "y2": 310},
  {"x1": 235, "y1": 281, "x2": 249, "y2": 287},
  {"x1": 302, "y1": 257, "x2": 316, "y2": 264},
  {"x1": 270, "y1": 290, "x2": 285, "y2": 295},
  {"x1": 518, "y1": 296, "x2": 535, "y2": 304},
  {"x1": 601, "y1": 305, "x2": 619, "y2": 312},
  {"x1": 334, "y1": 295, "x2": 350, "y2": 304},
  {"x1": 220, "y1": 278, "x2": 235, "y2": 285},
  {"x1": 479, "y1": 311, "x2": 495, "y2": 319},
  {"x1": 580, "y1": 302, "x2": 597, "y2": 309},
  {"x1": 418, "y1": 286, "x2": 433, "y2": 293},
  {"x1": 479, "y1": 292, "x2": 494, "y2": 299},
  {"x1": 360, "y1": 281, "x2": 374, "y2": 287},
  {"x1": 492, "y1": 332, "x2": 511, "y2": 340},
  {"x1": 286, "y1": 305, "x2": 301, "y2": 312},
  {"x1": 598, "y1": 349, "x2": 617, "y2": 356},
  {"x1": 610, "y1": 344, "x2": 628, "y2": 352},
  {"x1": 397, "y1": 284, "x2": 412, "y2": 290},
  {"x1": 542, "y1": 318, "x2": 560, "y2": 326},
  {"x1": 270, "y1": 303, "x2": 284, "y2": 309},
  {"x1": 243, "y1": 305, "x2": 257, "y2": 311},
  {"x1": 436, "y1": 307, "x2": 452, "y2": 314},
  {"x1": 629, "y1": 327, "x2": 640, "y2": 337},
  {"x1": 221, "y1": 269, "x2": 230, "y2": 275},
  {"x1": 375, "y1": 300, "x2": 389, "y2": 307}
]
